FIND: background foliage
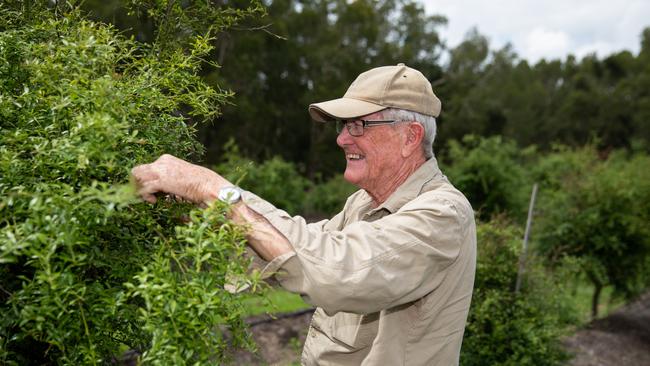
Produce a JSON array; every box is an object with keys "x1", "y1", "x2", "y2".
[
  {"x1": 442, "y1": 135, "x2": 531, "y2": 221},
  {"x1": 535, "y1": 147, "x2": 650, "y2": 317},
  {"x1": 216, "y1": 140, "x2": 357, "y2": 218},
  {"x1": 216, "y1": 140, "x2": 312, "y2": 214},
  {"x1": 190, "y1": 1, "x2": 649, "y2": 177},
  {"x1": 460, "y1": 219, "x2": 576, "y2": 366},
  {"x1": 75, "y1": 0, "x2": 650, "y2": 185}
]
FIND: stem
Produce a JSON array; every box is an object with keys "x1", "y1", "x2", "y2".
[
  {"x1": 154, "y1": 0, "x2": 177, "y2": 52},
  {"x1": 78, "y1": 302, "x2": 98, "y2": 366},
  {"x1": 0, "y1": 284, "x2": 12, "y2": 298}
]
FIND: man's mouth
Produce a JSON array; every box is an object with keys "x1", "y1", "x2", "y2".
[{"x1": 346, "y1": 153, "x2": 365, "y2": 161}]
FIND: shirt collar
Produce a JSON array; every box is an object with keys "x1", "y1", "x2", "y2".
[{"x1": 366, "y1": 157, "x2": 442, "y2": 215}]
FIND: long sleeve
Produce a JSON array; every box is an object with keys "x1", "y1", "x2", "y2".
[{"x1": 243, "y1": 189, "x2": 472, "y2": 315}]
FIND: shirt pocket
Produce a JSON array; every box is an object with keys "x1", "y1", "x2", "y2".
[{"x1": 312, "y1": 308, "x2": 379, "y2": 349}]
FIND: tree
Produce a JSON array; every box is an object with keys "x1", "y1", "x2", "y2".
[
  {"x1": 200, "y1": 0, "x2": 447, "y2": 177},
  {"x1": 439, "y1": 27, "x2": 650, "y2": 154},
  {"x1": 436, "y1": 28, "x2": 491, "y2": 142},
  {"x1": 79, "y1": 2, "x2": 650, "y2": 175},
  {"x1": 630, "y1": 27, "x2": 650, "y2": 148},
  {"x1": 535, "y1": 147, "x2": 650, "y2": 318},
  {"x1": 0, "y1": 1, "x2": 262, "y2": 363}
]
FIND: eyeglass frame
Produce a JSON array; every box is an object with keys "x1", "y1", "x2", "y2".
[{"x1": 335, "y1": 119, "x2": 399, "y2": 136}]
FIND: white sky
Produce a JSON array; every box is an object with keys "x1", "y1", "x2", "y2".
[{"x1": 421, "y1": 0, "x2": 650, "y2": 63}]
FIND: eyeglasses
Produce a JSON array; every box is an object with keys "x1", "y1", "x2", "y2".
[{"x1": 335, "y1": 119, "x2": 397, "y2": 137}]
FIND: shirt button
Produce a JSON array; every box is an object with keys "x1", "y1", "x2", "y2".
[{"x1": 311, "y1": 331, "x2": 317, "y2": 338}]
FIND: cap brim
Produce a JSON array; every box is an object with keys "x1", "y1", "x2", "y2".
[{"x1": 308, "y1": 98, "x2": 386, "y2": 122}]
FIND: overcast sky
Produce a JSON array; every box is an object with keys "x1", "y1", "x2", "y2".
[{"x1": 421, "y1": 0, "x2": 650, "y2": 63}]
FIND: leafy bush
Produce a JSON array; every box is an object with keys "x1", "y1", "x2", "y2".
[
  {"x1": 528, "y1": 144, "x2": 597, "y2": 192},
  {"x1": 443, "y1": 135, "x2": 532, "y2": 221},
  {"x1": 217, "y1": 141, "x2": 358, "y2": 218},
  {"x1": 461, "y1": 219, "x2": 576, "y2": 366},
  {"x1": 217, "y1": 140, "x2": 312, "y2": 214},
  {"x1": 0, "y1": 4, "x2": 260, "y2": 364},
  {"x1": 304, "y1": 174, "x2": 358, "y2": 217}
]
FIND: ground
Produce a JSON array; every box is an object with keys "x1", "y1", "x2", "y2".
[
  {"x1": 564, "y1": 291, "x2": 650, "y2": 366},
  {"x1": 233, "y1": 291, "x2": 650, "y2": 366},
  {"x1": 232, "y1": 309, "x2": 313, "y2": 365}
]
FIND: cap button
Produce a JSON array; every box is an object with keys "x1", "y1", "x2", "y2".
[{"x1": 397, "y1": 63, "x2": 405, "y2": 66}]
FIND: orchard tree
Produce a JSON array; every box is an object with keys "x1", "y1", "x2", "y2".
[
  {"x1": 0, "y1": 1, "x2": 264, "y2": 364},
  {"x1": 535, "y1": 147, "x2": 650, "y2": 318}
]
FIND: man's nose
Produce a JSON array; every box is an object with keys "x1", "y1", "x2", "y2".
[{"x1": 336, "y1": 125, "x2": 353, "y2": 147}]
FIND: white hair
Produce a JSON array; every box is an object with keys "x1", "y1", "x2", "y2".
[{"x1": 380, "y1": 108, "x2": 437, "y2": 159}]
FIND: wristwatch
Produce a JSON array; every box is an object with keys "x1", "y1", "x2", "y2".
[{"x1": 217, "y1": 186, "x2": 242, "y2": 204}]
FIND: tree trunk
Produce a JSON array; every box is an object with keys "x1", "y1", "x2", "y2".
[{"x1": 591, "y1": 282, "x2": 603, "y2": 319}]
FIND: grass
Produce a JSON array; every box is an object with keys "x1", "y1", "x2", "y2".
[
  {"x1": 241, "y1": 280, "x2": 624, "y2": 320},
  {"x1": 570, "y1": 280, "x2": 625, "y2": 323},
  {"x1": 242, "y1": 288, "x2": 311, "y2": 317}
]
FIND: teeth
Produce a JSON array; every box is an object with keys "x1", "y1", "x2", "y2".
[{"x1": 347, "y1": 153, "x2": 363, "y2": 160}]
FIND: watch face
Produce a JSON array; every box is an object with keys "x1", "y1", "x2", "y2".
[{"x1": 218, "y1": 186, "x2": 241, "y2": 204}]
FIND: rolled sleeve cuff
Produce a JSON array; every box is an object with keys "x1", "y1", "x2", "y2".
[
  {"x1": 260, "y1": 251, "x2": 297, "y2": 280},
  {"x1": 262, "y1": 252, "x2": 313, "y2": 306}
]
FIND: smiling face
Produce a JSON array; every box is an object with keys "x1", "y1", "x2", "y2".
[{"x1": 336, "y1": 111, "x2": 409, "y2": 196}]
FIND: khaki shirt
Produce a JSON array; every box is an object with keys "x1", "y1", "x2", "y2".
[{"x1": 242, "y1": 158, "x2": 476, "y2": 365}]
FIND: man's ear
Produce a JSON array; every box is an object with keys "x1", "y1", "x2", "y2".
[{"x1": 401, "y1": 122, "x2": 425, "y2": 157}]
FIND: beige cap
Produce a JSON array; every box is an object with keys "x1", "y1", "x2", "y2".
[{"x1": 309, "y1": 63, "x2": 441, "y2": 122}]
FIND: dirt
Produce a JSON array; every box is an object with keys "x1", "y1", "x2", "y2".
[
  {"x1": 564, "y1": 291, "x2": 650, "y2": 366},
  {"x1": 230, "y1": 309, "x2": 314, "y2": 365},
  {"x1": 234, "y1": 291, "x2": 650, "y2": 366}
]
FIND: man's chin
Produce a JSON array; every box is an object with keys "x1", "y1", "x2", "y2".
[{"x1": 343, "y1": 169, "x2": 364, "y2": 188}]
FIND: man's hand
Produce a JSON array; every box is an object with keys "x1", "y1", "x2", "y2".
[
  {"x1": 132, "y1": 154, "x2": 294, "y2": 261},
  {"x1": 131, "y1": 154, "x2": 229, "y2": 205}
]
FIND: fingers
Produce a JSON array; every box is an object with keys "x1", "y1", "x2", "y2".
[
  {"x1": 131, "y1": 163, "x2": 162, "y2": 203},
  {"x1": 131, "y1": 154, "x2": 218, "y2": 205},
  {"x1": 131, "y1": 164, "x2": 159, "y2": 183},
  {"x1": 138, "y1": 183, "x2": 161, "y2": 204}
]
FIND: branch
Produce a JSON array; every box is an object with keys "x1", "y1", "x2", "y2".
[
  {"x1": 231, "y1": 23, "x2": 287, "y2": 40},
  {"x1": 0, "y1": 284, "x2": 12, "y2": 298}
]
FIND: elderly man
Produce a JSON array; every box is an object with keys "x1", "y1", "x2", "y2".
[{"x1": 132, "y1": 64, "x2": 476, "y2": 365}]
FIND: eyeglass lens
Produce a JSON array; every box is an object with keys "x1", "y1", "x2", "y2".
[{"x1": 336, "y1": 120, "x2": 364, "y2": 136}]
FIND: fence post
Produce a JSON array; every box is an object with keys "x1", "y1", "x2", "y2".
[{"x1": 516, "y1": 183, "x2": 538, "y2": 294}]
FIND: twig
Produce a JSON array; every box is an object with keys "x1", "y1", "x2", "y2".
[
  {"x1": 0, "y1": 285, "x2": 12, "y2": 298},
  {"x1": 231, "y1": 23, "x2": 287, "y2": 40}
]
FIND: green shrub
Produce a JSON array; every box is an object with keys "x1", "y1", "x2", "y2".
[
  {"x1": 461, "y1": 219, "x2": 576, "y2": 365},
  {"x1": 528, "y1": 144, "x2": 598, "y2": 193},
  {"x1": 0, "y1": 4, "x2": 260, "y2": 364},
  {"x1": 443, "y1": 135, "x2": 532, "y2": 221},
  {"x1": 217, "y1": 140, "x2": 312, "y2": 214},
  {"x1": 304, "y1": 174, "x2": 358, "y2": 217},
  {"x1": 217, "y1": 141, "x2": 358, "y2": 218}
]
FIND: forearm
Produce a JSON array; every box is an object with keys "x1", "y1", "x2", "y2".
[
  {"x1": 183, "y1": 169, "x2": 293, "y2": 261},
  {"x1": 228, "y1": 201, "x2": 294, "y2": 261}
]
